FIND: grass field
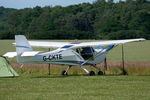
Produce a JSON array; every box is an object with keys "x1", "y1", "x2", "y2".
[
  {"x1": 0, "y1": 75, "x2": 150, "y2": 100},
  {"x1": 107, "y1": 40, "x2": 150, "y2": 62}
]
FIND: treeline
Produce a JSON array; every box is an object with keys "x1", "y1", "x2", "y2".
[{"x1": 0, "y1": 0, "x2": 150, "y2": 39}]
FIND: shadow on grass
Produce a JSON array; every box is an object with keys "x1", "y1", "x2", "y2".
[
  {"x1": 1, "y1": 74, "x2": 149, "y2": 79},
  {"x1": 29, "y1": 73, "x2": 111, "y2": 78},
  {"x1": 29, "y1": 74, "x2": 136, "y2": 79},
  {"x1": 30, "y1": 74, "x2": 86, "y2": 78},
  {"x1": 30, "y1": 75, "x2": 66, "y2": 78}
]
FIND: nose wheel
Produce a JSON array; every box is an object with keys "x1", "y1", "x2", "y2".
[{"x1": 98, "y1": 71, "x2": 104, "y2": 75}]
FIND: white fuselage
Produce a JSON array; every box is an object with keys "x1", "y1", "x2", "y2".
[{"x1": 17, "y1": 48, "x2": 107, "y2": 66}]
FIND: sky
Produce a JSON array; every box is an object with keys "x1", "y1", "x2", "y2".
[{"x1": 0, "y1": 0, "x2": 98, "y2": 9}]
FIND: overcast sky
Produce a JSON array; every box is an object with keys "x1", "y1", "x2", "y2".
[{"x1": 0, "y1": 0, "x2": 123, "y2": 9}]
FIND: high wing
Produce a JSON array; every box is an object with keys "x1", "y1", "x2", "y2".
[
  {"x1": 28, "y1": 41, "x2": 69, "y2": 48},
  {"x1": 28, "y1": 38, "x2": 145, "y2": 49}
]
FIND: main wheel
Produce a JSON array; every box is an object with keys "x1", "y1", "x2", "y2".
[
  {"x1": 89, "y1": 71, "x2": 95, "y2": 76},
  {"x1": 61, "y1": 70, "x2": 68, "y2": 76},
  {"x1": 98, "y1": 71, "x2": 104, "y2": 75}
]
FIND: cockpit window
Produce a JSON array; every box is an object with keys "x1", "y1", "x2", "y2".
[
  {"x1": 81, "y1": 47, "x2": 95, "y2": 54},
  {"x1": 76, "y1": 47, "x2": 94, "y2": 60}
]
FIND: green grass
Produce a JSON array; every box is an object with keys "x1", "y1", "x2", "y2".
[
  {"x1": 0, "y1": 40, "x2": 15, "y2": 55},
  {"x1": 0, "y1": 75, "x2": 150, "y2": 100},
  {"x1": 107, "y1": 40, "x2": 150, "y2": 62},
  {"x1": 13, "y1": 64, "x2": 150, "y2": 76}
]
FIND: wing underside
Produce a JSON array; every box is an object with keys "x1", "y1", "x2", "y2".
[{"x1": 28, "y1": 38, "x2": 145, "y2": 49}]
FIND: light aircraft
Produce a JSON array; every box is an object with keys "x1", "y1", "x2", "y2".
[{"x1": 3, "y1": 35, "x2": 145, "y2": 76}]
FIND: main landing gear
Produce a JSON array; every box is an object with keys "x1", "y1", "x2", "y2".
[
  {"x1": 61, "y1": 65, "x2": 72, "y2": 76},
  {"x1": 88, "y1": 71, "x2": 104, "y2": 76},
  {"x1": 81, "y1": 65, "x2": 104, "y2": 76},
  {"x1": 88, "y1": 67, "x2": 104, "y2": 76},
  {"x1": 61, "y1": 65, "x2": 104, "y2": 76}
]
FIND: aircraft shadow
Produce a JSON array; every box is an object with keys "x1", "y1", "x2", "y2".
[
  {"x1": 30, "y1": 74, "x2": 143, "y2": 78},
  {"x1": 30, "y1": 74, "x2": 91, "y2": 78}
]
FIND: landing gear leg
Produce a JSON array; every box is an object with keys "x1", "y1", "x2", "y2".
[
  {"x1": 80, "y1": 66, "x2": 95, "y2": 76},
  {"x1": 81, "y1": 66, "x2": 89, "y2": 74},
  {"x1": 61, "y1": 65, "x2": 72, "y2": 76}
]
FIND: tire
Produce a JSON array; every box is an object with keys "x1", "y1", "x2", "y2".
[
  {"x1": 61, "y1": 70, "x2": 68, "y2": 76},
  {"x1": 89, "y1": 71, "x2": 95, "y2": 76},
  {"x1": 98, "y1": 71, "x2": 104, "y2": 75}
]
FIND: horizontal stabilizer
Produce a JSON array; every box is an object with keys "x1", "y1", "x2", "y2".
[
  {"x1": 3, "y1": 52, "x2": 17, "y2": 58},
  {"x1": 21, "y1": 51, "x2": 40, "y2": 57}
]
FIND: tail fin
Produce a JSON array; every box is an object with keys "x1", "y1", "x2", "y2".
[
  {"x1": 15, "y1": 35, "x2": 32, "y2": 55},
  {"x1": 15, "y1": 35, "x2": 32, "y2": 64}
]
